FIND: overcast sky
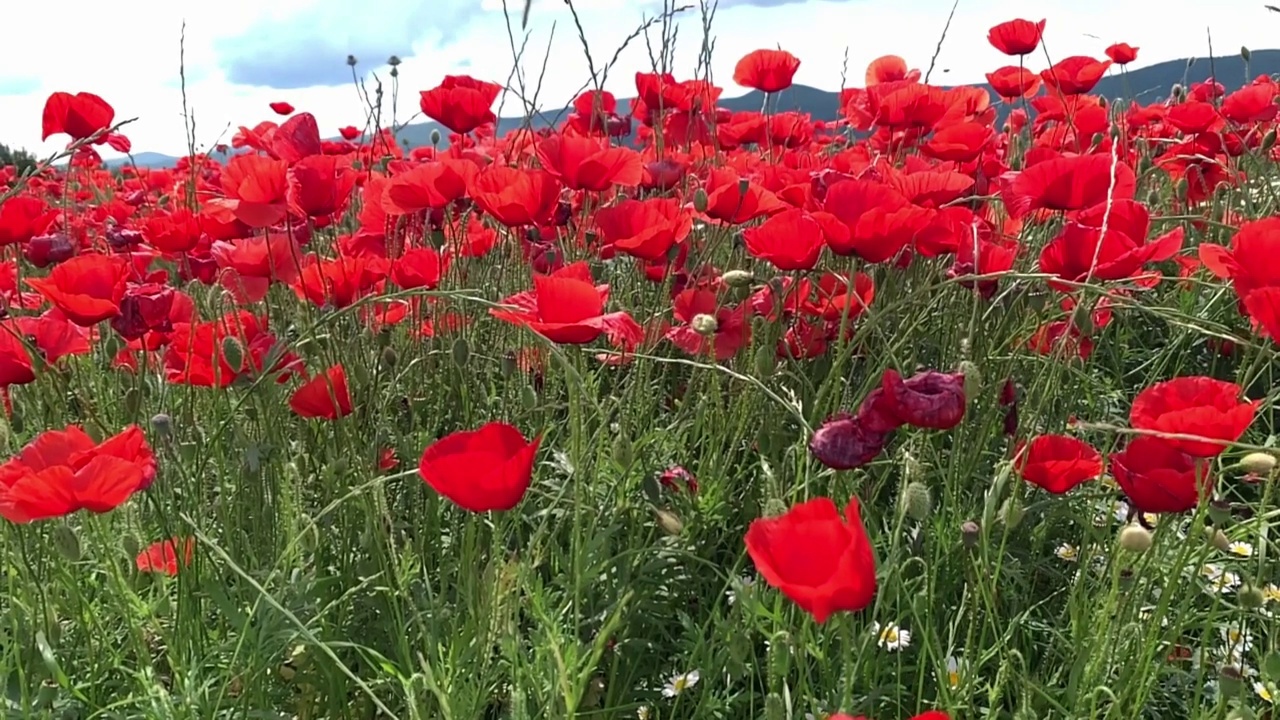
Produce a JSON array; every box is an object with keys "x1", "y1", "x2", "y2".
[{"x1": 1, "y1": 0, "x2": 1273, "y2": 158}]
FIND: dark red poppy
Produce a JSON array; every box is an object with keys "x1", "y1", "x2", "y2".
[
  {"x1": 0, "y1": 425, "x2": 157, "y2": 523},
  {"x1": 26, "y1": 254, "x2": 129, "y2": 327},
  {"x1": 289, "y1": 364, "x2": 354, "y2": 420},
  {"x1": 1110, "y1": 436, "x2": 1211, "y2": 513},
  {"x1": 987, "y1": 18, "x2": 1046, "y2": 56},
  {"x1": 1104, "y1": 43, "x2": 1139, "y2": 65},
  {"x1": 136, "y1": 537, "x2": 195, "y2": 576},
  {"x1": 733, "y1": 49, "x2": 802, "y2": 93},
  {"x1": 1129, "y1": 376, "x2": 1256, "y2": 457},
  {"x1": 1014, "y1": 434, "x2": 1102, "y2": 494},
  {"x1": 744, "y1": 496, "x2": 877, "y2": 623},
  {"x1": 111, "y1": 282, "x2": 176, "y2": 341},
  {"x1": 809, "y1": 411, "x2": 893, "y2": 470},
  {"x1": 880, "y1": 368, "x2": 966, "y2": 430},
  {"x1": 743, "y1": 208, "x2": 826, "y2": 271},
  {"x1": 418, "y1": 75, "x2": 502, "y2": 134},
  {"x1": 418, "y1": 422, "x2": 541, "y2": 512}
]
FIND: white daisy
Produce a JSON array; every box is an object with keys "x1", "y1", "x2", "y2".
[
  {"x1": 1256, "y1": 681, "x2": 1275, "y2": 704},
  {"x1": 1264, "y1": 583, "x2": 1280, "y2": 604},
  {"x1": 1227, "y1": 541, "x2": 1254, "y2": 558},
  {"x1": 944, "y1": 655, "x2": 966, "y2": 689},
  {"x1": 872, "y1": 621, "x2": 911, "y2": 652},
  {"x1": 1221, "y1": 625, "x2": 1254, "y2": 656},
  {"x1": 662, "y1": 669, "x2": 700, "y2": 698},
  {"x1": 1055, "y1": 543, "x2": 1080, "y2": 562},
  {"x1": 637, "y1": 706, "x2": 652, "y2": 720}
]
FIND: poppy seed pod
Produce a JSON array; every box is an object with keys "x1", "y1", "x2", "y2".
[
  {"x1": 1218, "y1": 665, "x2": 1246, "y2": 698},
  {"x1": 961, "y1": 520, "x2": 981, "y2": 549},
  {"x1": 1208, "y1": 499, "x2": 1232, "y2": 525},
  {"x1": 150, "y1": 412, "x2": 172, "y2": 438},
  {"x1": 1239, "y1": 584, "x2": 1266, "y2": 609},
  {"x1": 430, "y1": 128, "x2": 441, "y2": 146},
  {"x1": 1117, "y1": 524, "x2": 1153, "y2": 553},
  {"x1": 901, "y1": 481, "x2": 932, "y2": 521},
  {"x1": 1241, "y1": 46, "x2": 1252, "y2": 62}
]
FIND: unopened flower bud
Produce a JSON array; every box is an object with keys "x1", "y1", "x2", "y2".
[
  {"x1": 51, "y1": 521, "x2": 80, "y2": 562},
  {"x1": 999, "y1": 496, "x2": 1025, "y2": 529},
  {"x1": 221, "y1": 336, "x2": 244, "y2": 373},
  {"x1": 901, "y1": 481, "x2": 932, "y2": 522},
  {"x1": 753, "y1": 344, "x2": 775, "y2": 378},
  {"x1": 1242, "y1": 46, "x2": 1252, "y2": 62},
  {"x1": 520, "y1": 384, "x2": 538, "y2": 410},
  {"x1": 451, "y1": 337, "x2": 471, "y2": 368},
  {"x1": 430, "y1": 128, "x2": 442, "y2": 146},
  {"x1": 380, "y1": 346, "x2": 398, "y2": 369},
  {"x1": 654, "y1": 508, "x2": 683, "y2": 536},
  {"x1": 500, "y1": 351, "x2": 518, "y2": 378},
  {"x1": 1239, "y1": 584, "x2": 1266, "y2": 609},
  {"x1": 956, "y1": 360, "x2": 981, "y2": 400},
  {"x1": 961, "y1": 520, "x2": 981, "y2": 549},
  {"x1": 1209, "y1": 499, "x2": 1233, "y2": 525},
  {"x1": 150, "y1": 413, "x2": 173, "y2": 438},
  {"x1": 612, "y1": 433, "x2": 634, "y2": 470},
  {"x1": 692, "y1": 188, "x2": 709, "y2": 213},
  {"x1": 1263, "y1": 128, "x2": 1278, "y2": 153},
  {"x1": 1240, "y1": 451, "x2": 1277, "y2": 476},
  {"x1": 1203, "y1": 525, "x2": 1232, "y2": 552},
  {"x1": 690, "y1": 313, "x2": 719, "y2": 337},
  {"x1": 721, "y1": 269, "x2": 754, "y2": 288},
  {"x1": 1118, "y1": 524, "x2": 1153, "y2": 553}
]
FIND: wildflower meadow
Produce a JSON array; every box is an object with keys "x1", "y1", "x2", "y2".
[{"x1": 2, "y1": 6, "x2": 1280, "y2": 720}]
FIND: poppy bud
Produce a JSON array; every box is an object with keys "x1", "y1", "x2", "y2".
[
  {"x1": 721, "y1": 269, "x2": 754, "y2": 288},
  {"x1": 753, "y1": 344, "x2": 774, "y2": 378},
  {"x1": 692, "y1": 188, "x2": 709, "y2": 213},
  {"x1": 1208, "y1": 499, "x2": 1233, "y2": 525},
  {"x1": 900, "y1": 481, "x2": 932, "y2": 522},
  {"x1": 1117, "y1": 524, "x2": 1153, "y2": 553},
  {"x1": 1240, "y1": 584, "x2": 1266, "y2": 609},
  {"x1": 51, "y1": 521, "x2": 80, "y2": 562},
  {"x1": 641, "y1": 472, "x2": 663, "y2": 504},
  {"x1": 999, "y1": 495, "x2": 1024, "y2": 529},
  {"x1": 957, "y1": 360, "x2": 981, "y2": 399},
  {"x1": 613, "y1": 433, "x2": 634, "y2": 469},
  {"x1": 121, "y1": 532, "x2": 141, "y2": 561},
  {"x1": 431, "y1": 129, "x2": 442, "y2": 146},
  {"x1": 500, "y1": 351, "x2": 518, "y2": 378},
  {"x1": 124, "y1": 386, "x2": 142, "y2": 419},
  {"x1": 1242, "y1": 46, "x2": 1252, "y2": 62},
  {"x1": 380, "y1": 346, "x2": 398, "y2": 369},
  {"x1": 1218, "y1": 665, "x2": 1246, "y2": 698},
  {"x1": 520, "y1": 384, "x2": 538, "y2": 409},
  {"x1": 1203, "y1": 525, "x2": 1232, "y2": 552},
  {"x1": 763, "y1": 498, "x2": 788, "y2": 517},
  {"x1": 654, "y1": 508, "x2": 683, "y2": 536},
  {"x1": 961, "y1": 520, "x2": 981, "y2": 549},
  {"x1": 221, "y1": 336, "x2": 244, "y2": 374},
  {"x1": 767, "y1": 630, "x2": 793, "y2": 684},
  {"x1": 1263, "y1": 128, "x2": 1277, "y2": 153},
  {"x1": 690, "y1": 313, "x2": 719, "y2": 336},
  {"x1": 1171, "y1": 83, "x2": 1184, "y2": 101},
  {"x1": 451, "y1": 337, "x2": 471, "y2": 368},
  {"x1": 150, "y1": 413, "x2": 172, "y2": 438},
  {"x1": 1240, "y1": 451, "x2": 1277, "y2": 476},
  {"x1": 1174, "y1": 176, "x2": 1188, "y2": 199}
]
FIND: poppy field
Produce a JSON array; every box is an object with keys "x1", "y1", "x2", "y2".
[{"x1": 4, "y1": 11, "x2": 1280, "y2": 720}]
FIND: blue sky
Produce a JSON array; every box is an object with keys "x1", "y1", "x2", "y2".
[{"x1": 1, "y1": 0, "x2": 1272, "y2": 157}]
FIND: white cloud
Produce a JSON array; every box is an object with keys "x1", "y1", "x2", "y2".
[{"x1": 0, "y1": 0, "x2": 1274, "y2": 159}]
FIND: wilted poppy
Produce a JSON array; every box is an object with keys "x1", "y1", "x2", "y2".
[
  {"x1": 881, "y1": 368, "x2": 967, "y2": 430},
  {"x1": 744, "y1": 496, "x2": 877, "y2": 623},
  {"x1": 418, "y1": 422, "x2": 541, "y2": 512}
]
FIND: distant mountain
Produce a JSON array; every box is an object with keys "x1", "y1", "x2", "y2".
[{"x1": 107, "y1": 50, "x2": 1280, "y2": 170}]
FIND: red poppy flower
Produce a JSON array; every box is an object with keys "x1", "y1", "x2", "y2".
[
  {"x1": 418, "y1": 75, "x2": 501, "y2": 134},
  {"x1": 391, "y1": 247, "x2": 448, "y2": 290},
  {"x1": 136, "y1": 537, "x2": 195, "y2": 576},
  {"x1": 1105, "y1": 43, "x2": 1139, "y2": 65},
  {"x1": 292, "y1": 255, "x2": 378, "y2": 309},
  {"x1": 26, "y1": 253, "x2": 129, "y2": 327},
  {"x1": 1040, "y1": 56, "x2": 1112, "y2": 95},
  {"x1": 881, "y1": 368, "x2": 966, "y2": 430},
  {"x1": 41, "y1": 91, "x2": 115, "y2": 143},
  {"x1": 666, "y1": 289, "x2": 751, "y2": 360},
  {"x1": 0, "y1": 196, "x2": 58, "y2": 246},
  {"x1": 289, "y1": 364, "x2": 354, "y2": 420},
  {"x1": 490, "y1": 266, "x2": 642, "y2": 346},
  {"x1": 986, "y1": 66, "x2": 1042, "y2": 102},
  {"x1": 287, "y1": 154, "x2": 358, "y2": 219},
  {"x1": 1110, "y1": 436, "x2": 1212, "y2": 514},
  {"x1": 702, "y1": 168, "x2": 787, "y2": 225},
  {"x1": 744, "y1": 496, "x2": 877, "y2": 623},
  {"x1": 418, "y1": 422, "x2": 541, "y2": 512},
  {"x1": 269, "y1": 101, "x2": 295, "y2": 116},
  {"x1": 1014, "y1": 434, "x2": 1102, "y2": 493},
  {"x1": 339, "y1": 125, "x2": 361, "y2": 140},
  {"x1": 987, "y1": 18, "x2": 1046, "y2": 56},
  {"x1": 594, "y1": 198, "x2": 693, "y2": 262},
  {"x1": 381, "y1": 160, "x2": 476, "y2": 215},
  {"x1": 1000, "y1": 153, "x2": 1136, "y2": 219},
  {"x1": 0, "y1": 424, "x2": 157, "y2": 524},
  {"x1": 733, "y1": 49, "x2": 802, "y2": 93},
  {"x1": 535, "y1": 134, "x2": 643, "y2": 191},
  {"x1": 218, "y1": 154, "x2": 290, "y2": 228},
  {"x1": 1129, "y1": 376, "x2": 1256, "y2": 457},
  {"x1": 111, "y1": 282, "x2": 176, "y2": 341},
  {"x1": 468, "y1": 166, "x2": 561, "y2": 228},
  {"x1": 743, "y1": 208, "x2": 826, "y2": 271}
]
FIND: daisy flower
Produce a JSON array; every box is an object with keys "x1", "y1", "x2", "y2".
[
  {"x1": 1256, "y1": 681, "x2": 1275, "y2": 704},
  {"x1": 1227, "y1": 541, "x2": 1254, "y2": 558},
  {"x1": 872, "y1": 621, "x2": 911, "y2": 652},
  {"x1": 662, "y1": 669, "x2": 700, "y2": 698},
  {"x1": 1055, "y1": 543, "x2": 1079, "y2": 562},
  {"x1": 944, "y1": 655, "x2": 966, "y2": 689},
  {"x1": 1220, "y1": 625, "x2": 1254, "y2": 657}
]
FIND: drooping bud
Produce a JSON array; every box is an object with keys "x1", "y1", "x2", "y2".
[
  {"x1": 1241, "y1": 46, "x2": 1252, "y2": 62},
  {"x1": 520, "y1": 384, "x2": 538, "y2": 410},
  {"x1": 654, "y1": 508, "x2": 683, "y2": 536},
  {"x1": 1240, "y1": 451, "x2": 1277, "y2": 476},
  {"x1": 1262, "y1": 128, "x2": 1277, "y2": 153},
  {"x1": 612, "y1": 432, "x2": 634, "y2": 470},
  {"x1": 451, "y1": 337, "x2": 471, "y2": 368},
  {"x1": 692, "y1": 188, "x2": 709, "y2": 213},
  {"x1": 721, "y1": 269, "x2": 754, "y2": 288},
  {"x1": 901, "y1": 481, "x2": 932, "y2": 522},
  {"x1": 753, "y1": 344, "x2": 775, "y2": 378},
  {"x1": 380, "y1": 346, "x2": 398, "y2": 369},
  {"x1": 221, "y1": 336, "x2": 244, "y2": 373},
  {"x1": 1118, "y1": 524, "x2": 1153, "y2": 553}
]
